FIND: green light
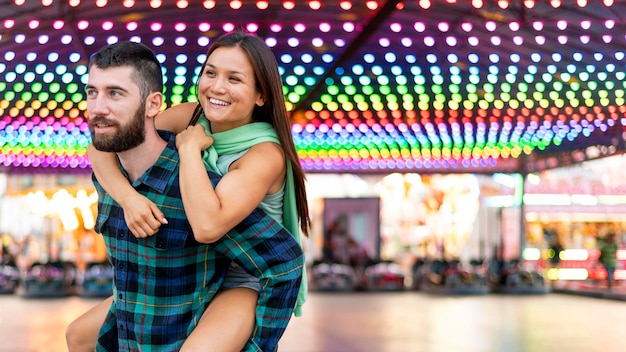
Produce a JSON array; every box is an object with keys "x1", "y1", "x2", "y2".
[
  {"x1": 370, "y1": 94, "x2": 381, "y2": 103},
  {"x1": 468, "y1": 93, "x2": 478, "y2": 102},
  {"x1": 380, "y1": 86, "x2": 391, "y2": 95},
  {"x1": 295, "y1": 85, "x2": 306, "y2": 95},
  {"x1": 542, "y1": 73, "x2": 553, "y2": 83},
  {"x1": 13, "y1": 82, "x2": 25, "y2": 92},
  {"x1": 71, "y1": 93, "x2": 83, "y2": 103},
  {"x1": 449, "y1": 84, "x2": 460, "y2": 94},
  {"x1": 606, "y1": 81, "x2": 615, "y2": 90},
  {"x1": 484, "y1": 83, "x2": 494, "y2": 93},
  {"x1": 397, "y1": 85, "x2": 408, "y2": 95},
  {"x1": 50, "y1": 82, "x2": 61, "y2": 93},
  {"x1": 38, "y1": 92, "x2": 49, "y2": 101},
  {"x1": 501, "y1": 83, "x2": 511, "y2": 93},
  {"x1": 597, "y1": 72, "x2": 607, "y2": 81},
  {"x1": 516, "y1": 92, "x2": 527, "y2": 101},
  {"x1": 4, "y1": 91, "x2": 15, "y2": 101},
  {"x1": 432, "y1": 85, "x2": 442, "y2": 94},
  {"x1": 582, "y1": 90, "x2": 592, "y2": 99},
  {"x1": 501, "y1": 92, "x2": 511, "y2": 102},
  {"x1": 561, "y1": 73, "x2": 571, "y2": 82},
  {"x1": 402, "y1": 94, "x2": 414, "y2": 103},
  {"x1": 173, "y1": 86, "x2": 184, "y2": 95},
  {"x1": 518, "y1": 82, "x2": 528, "y2": 93},
  {"x1": 54, "y1": 92, "x2": 66, "y2": 103},
  {"x1": 354, "y1": 94, "x2": 365, "y2": 103},
  {"x1": 0, "y1": 82, "x2": 5, "y2": 92},
  {"x1": 451, "y1": 93, "x2": 462, "y2": 102},
  {"x1": 466, "y1": 84, "x2": 477, "y2": 94},
  {"x1": 570, "y1": 82, "x2": 580, "y2": 91},
  {"x1": 287, "y1": 92, "x2": 299, "y2": 103},
  {"x1": 485, "y1": 93, "x2": 494, "y2": 102},
  {"x1": 553, "y1": 81, "x2": 563, "y2": 91},
  {"x1": 363, "y1": 86, "x2": 374, "y2": 95},
  {"x1": 414, "y1": 85, "x2": 425, "y2": 94},
  {"x1": 328, "y1": 85, "x2": 339, "y2": 95},
  {"x1": 386, "y1": 94, "x2": 397, "y2": 103},
  {"x1": 321, "y1": 94, "x2": 332, "y2": 104},
  {"x1": 419, "y1": 94, "x2": 430, "y2": 103},
  {"x1": 599, "y1": 90, "x2": 608, "y2": 99},
  {"x1": 337, "y1": 94, "x2": 348, "y2": 103},
  {"x1": 21, "y1": 92, "x2": 32, "y2": 101},
  {"x1": 532, "y1": 92, "x2": 543, "y2": 101}
]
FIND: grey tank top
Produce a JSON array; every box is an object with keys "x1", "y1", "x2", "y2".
[{"x1": 216, "y1": 149, "x2": 285, "y2": 224}]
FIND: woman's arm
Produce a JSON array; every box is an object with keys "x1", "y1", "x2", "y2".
[
  {"x1": 176, "y1": 124, "x2": 286, "y2": 243},
  {"x1": 88, "y1": 103, "x2": 198, "y2": 237}
]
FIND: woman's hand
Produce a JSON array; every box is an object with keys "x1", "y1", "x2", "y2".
[
  {"x1": 176, "y1": 125, "x2": 214, "y2": 151},
  {"x1": 119, "y1": 193, "x2": 168, "y2": 238}
]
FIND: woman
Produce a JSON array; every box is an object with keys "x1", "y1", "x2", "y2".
[{"x1": 66, "y1": 31, "x2": 309, "y2": 352}]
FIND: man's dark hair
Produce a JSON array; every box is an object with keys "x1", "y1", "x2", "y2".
[{"x1": 89, "y1": 41, "x2": 163, "y2": 100}]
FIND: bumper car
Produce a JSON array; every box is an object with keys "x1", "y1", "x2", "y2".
[
  {"x1": 487, "y1": 259, "x2": 549, "y2": 294},
  {"x1": 0, "y1": 263, "x2": 20, "y2": 294},
  {"x1": 417, "y1": 259, "x2": 490, "y2": 295},
  {"x1": 309, "y1": 261, "x2": 359, "y2": 291},
  {"x1": 79, "y1": 261, "x2": 113, "y2": 297},
  {"x1": 364, "y1": 261, "x2": 405, "y2": 291},
  {"x1": 21, "y1": 261, "x2": 77, "y2": 298}
]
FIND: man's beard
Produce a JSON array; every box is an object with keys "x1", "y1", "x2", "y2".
[{"x1": 89, "y1": 103, "x2": 146, "y2": 153}]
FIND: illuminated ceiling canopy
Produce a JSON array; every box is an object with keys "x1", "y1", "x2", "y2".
[{"x1": 2, "y1": 0, "x2": 626, "y2": 174}]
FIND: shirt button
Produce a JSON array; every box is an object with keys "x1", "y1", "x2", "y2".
[
  {"x1": 118, "y1": 293, "x2": 123, "y2": 299},
  {"x1": 118, "y1": 263, "x2": 124, "y2": 269},
  {"x1": 118, "y1": 231, "x2": 125, "y2": 238}
]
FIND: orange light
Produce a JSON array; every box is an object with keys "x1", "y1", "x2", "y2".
[
  {"x1": 339, "y1": 1, "x2": 352, "y2": 10},
  {"x1": 308, "y1": 0, "x2": 321, "y2": 10},
  {"x1": 282, "y1": 0, "x2": 295, "y2": 10},
  {"x1": 150, "y1": 0, "x2": 162, "y2": 8},
  {"x1": 176, "y1": 0, "x2": 189, "y2": 8},
  {"x1": 366, "y1": 1, "x2": 378, "y2": 10},
  {"x1": 230, "y1": 0, "x2": 242, "y2": 9},
  {"x1": 203, "y1": 0, "x2": 216, "y2": 9},
  {"x1": 256, "y1": 0, "x2": 269, "y2": 9}
]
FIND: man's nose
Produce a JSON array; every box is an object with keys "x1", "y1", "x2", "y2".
[{"x1": 89, "y1": 94, "x2": 109, "y2": 115}]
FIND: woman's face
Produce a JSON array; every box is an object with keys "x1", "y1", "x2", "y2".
[{"x1": 197, "y1": 46, "x2": 264, "y2": 132}]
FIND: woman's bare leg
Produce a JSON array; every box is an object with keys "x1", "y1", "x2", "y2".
[
  {"x1": 66, "y1": 295, "x2": 113, "y2": 352},
  {"x1": 180, "y1": 287, "x2": 257, "y2": 352}
]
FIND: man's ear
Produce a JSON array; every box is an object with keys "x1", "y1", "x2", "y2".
[{"x1": 146, "y1": 91, "x2": 163, "y2": 118}]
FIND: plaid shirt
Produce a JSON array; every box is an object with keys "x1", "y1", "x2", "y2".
[{"x1": 94, "y1": 131, "x2": 304, "y2": 351}]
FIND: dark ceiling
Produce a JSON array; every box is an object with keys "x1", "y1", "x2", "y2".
[{"x1": 2, "y1": 0, "x2": 626, "y2": 175}]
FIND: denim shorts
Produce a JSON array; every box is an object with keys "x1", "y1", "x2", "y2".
[{"x1": 222, "y1": 261, "x2": 261, "y2": 291}]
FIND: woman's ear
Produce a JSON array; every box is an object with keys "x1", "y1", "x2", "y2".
[{"x1": 256, "y1": 94, "x2": 265, "y2": 107}]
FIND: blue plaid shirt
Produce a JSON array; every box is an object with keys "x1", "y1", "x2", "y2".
[{"x1": 94, "y1": 131, "x2": 304, "y2": 351}]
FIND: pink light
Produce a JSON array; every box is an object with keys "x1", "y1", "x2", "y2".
[
  {"x1": 77, "y1": 20, "x2": 89, "y2": 30},
  {"x1": 53, "y1": 20, "x2": 64, "y2": 30},
  {"x1": 461, "y1": 22, "x2": 473, "y2": 32},
  {"x1": 174, "y1": 23, "x2": 187, "y2": 32},
  {"x1": 509, "y1": 22, "x2": 520, "y2": 31},
  {"x1": 437, "y1": 22, "x2": 450, "y2": 32},
  {"x1": 319, "y1": 22, "x2": 331, "y2": 32},
  {"x1": 4, "y1": 19, "x2": 15, "y2": 29},
  {"x1": 294, "y1": 23, "x2": 306, "y2": 33},
  {"x1": 246, "y1": 23, "x2": 259, "y2": 33},
  {"x1": 532, "y1": 21, "x2": 544, "y2": 31},
  {"x1": 150, "y1": 22, "x2": 163, "y2": 32},
  {"x1": 485, "y1": 21, "x2": 496, "y2": 32},
  {"x1": 556, "y1": 20, "x2": 567, "y2": 30},
  {"x1": 390, "y1": 23, "x2": 401, "y2": 32},
  {"x1": 198, "y1": 23, "x2": 210, "y2": 32},
  {"x1": 126, "y1": 22, "x2": 138, "y2": 31},
  {"x1": 580, "y1": 20, "x2": 591, "y2": 30},
  {"x1": 602, "y1": 35, "x2": 613, "y2": 43},
  {"x1": 223, "y1": 23, "x2": 235, "y2": 32},
  {"x1": 102, "y1": 21, "x2": 114, "y2": 31},
  {"x1": 270, "y1": 23, "x2": 282, "y2": 32},
  {"x1": 28, "y1": 19, "x2": 40, "y2": 30},
  {"x1": 414, "y1": 22, "x2": 425, "y2": 32},
  {"x1": 343, "y1": 22, "x2": 355, "y2": 32}
]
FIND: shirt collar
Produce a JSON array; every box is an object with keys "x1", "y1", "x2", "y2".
[{"x1": 128, "y1": 130, "x2": 178, "y2": 194}]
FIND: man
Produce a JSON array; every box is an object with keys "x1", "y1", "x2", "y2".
[{"x1": 84, "y1": 41, "x2": 303, "y2": 351}]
